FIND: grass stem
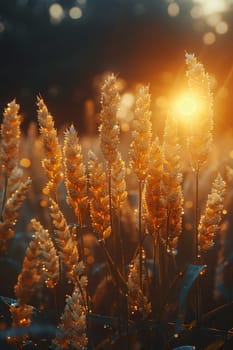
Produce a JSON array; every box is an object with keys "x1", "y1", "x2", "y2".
[
  {"x1": 138, "y1": 179, "x2": 143, "y2": 291},
  {"x1": 194, "y1": 167, "x2": 201, "y2": 323}
]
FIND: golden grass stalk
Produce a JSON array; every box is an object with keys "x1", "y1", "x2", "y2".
[
  {"x1": 111, "y1": 150, "x2": 128, "y2": 269},
  {"x1": 8, "y1": 303, "x2": 33, "y2": 345},
  {"x1": 63, "y1": 125, "x2": 88, "y2": 226},
  {"x1": 145, "y1": 137, "x2": 166, "y2": 238},
  {"x1": 185, "y1": 53, "x2": 213, "y2": 170},
  {"x1": 185, "y1": 54, "x2": 214, "y2": 320},
  {"x1": 15, "y1": 219, "x2": 59, "y2": 304},
  {"x1": 37, "y1": 97, "x2": 63, "y2": 198},
  {"x1": 31, "y1": 219, "x2": 59, "y2": 289},
  {"x1": 128, "y1": 253, "x2": 151, "y2": 319},
  {"x1": 14, "y1": 238, "x2": 42, "y2": 304},
  {"x1": 130, "y1": 85, "x2": 152, "y2": 288},
  {"x1": 49, "y1": 199, "x2": 79, "y2": 283},
  {"x1": 0, "y1": 177, "x2": 31, "y2": 252},
  {"x1": 198, "y1": 173, "x2": 226, "y2": 256},
  {"x1": 163, "y1": 113, "x2": 183, "y2": 253},
  {"x1": 0, "y1": 100, "x2": 21, "y2": 175},
  {"x1": 99, "y1": 74, "x2": 120, "y2": 165},
  {"x1": 53, "y1": 287, "x2": 88, "y2": 350},
  {"x1": 129, "y1": 85, "x2": 152, "y2": 182},
  {"x1": 88, "y1": 150, "x2": 111, "y2": 239},
  {"x1": 111, "y1": 150, "x2": 127, "y2": 210}
]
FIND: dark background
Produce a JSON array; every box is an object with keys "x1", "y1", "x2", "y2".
[{"x1": 0, "y1": 0, "x2": 232, "y2": 133}]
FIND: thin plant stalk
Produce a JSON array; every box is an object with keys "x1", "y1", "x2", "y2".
[
  {"x1": 156, "y1": 230, "x2": 162, "y2": 315},
  {"x1": 153, "y1": 237, "x2": 156, "y2": 277},
  {"x1": 151, "y1": 236, "x2": 157, "y2": 320},
  {"x1": 165, "y1": 208, "x2": 170, "y2": 252},
  {"x1": 75, "y1": 223, "x2": 91, "y2": 314},
  {"x1": 0, "y1": 173, "x2": 8, "y2": 220},
  {"x1": 138, "y1": 179, "x2": 143, "y2": 290},
  {"x1": 194, "y1": 168, "x2": 199, "y2": 263},
  {"x1": 194, "y1": 167, "x2": 201, "y2": 323},
  {"x1": 108, "y1": 166, "x2": 115, "y2": 259},
  {"x1": 125, "y1": 294, "x2": 129, "y2": 350},
  {"x1": 116, "y1": 209, "x2": 125, "y2": 277}
]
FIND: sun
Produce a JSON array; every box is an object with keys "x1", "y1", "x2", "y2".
[{"x1": 171, "y1": 91, "x2": 204, "y2": 123}]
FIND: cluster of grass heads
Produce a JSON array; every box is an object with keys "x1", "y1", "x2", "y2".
[{"x1": 0, "y1": 53, "x2": 233, "y2": 350}]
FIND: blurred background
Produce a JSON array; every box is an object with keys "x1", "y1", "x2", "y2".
[{"x1": 0, "y1": 0, "x2": 232, "y2": 135}]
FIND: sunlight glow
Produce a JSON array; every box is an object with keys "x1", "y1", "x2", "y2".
[
  {"x1": 172, "y1": 91, "x2": 203, "y2": 122},
  {"x1": 117, "y1": 92, "x2": 134, "y2": 132},
  {"x1": 173, "y1": 92, "x2": 199, "y2": 119}
]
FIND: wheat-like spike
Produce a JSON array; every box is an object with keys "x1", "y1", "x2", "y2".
[
  {"x1": 127, "y1": 252, "x2": 151, "y2": 319},
  {"x1": 162, "y1": 113, "x2": 184, "y2": 252},
  {"x1": 63, "y1": 125, "x2": 88, "y2": 225},
  {"x1": 130, "y1": 85, "x2": 152, "y2": 181},
  {"x1": 8, "y1": 303, "x2": 33, "y2": 345},
  {"x1": 198, "y1": 173, "x2": 226, "y2": 255},
  {"x1": 88, "y1": 150, "x2": 111, "y2": 239},
  {"x1": 49, "y1": 199, "x2": 79, "y2": 283},
  {"x1": 4, "y1": 178, "x2": 32, "y2": 217},
  {"x1": 31, "y1": 219, "x2": 59, "y2": 289},
  {"x1": 99, "y1": 74, "x2": 120, "y2": 165},
  {"x1": 166, "y1": 189, "x2": 183, "y2": 253},
  {"x1": 37, "y1": 97, "x2": 63, "y2": 197},
  {"x1": 53, "y1": 287, "x2": 88, "y2": 350},
  {"x1": 14, "y1": 237, "x2": 42, "y2": 304},
  {"x1": 15, "y1": 219, "x2": 59, "y2": 304},
  {"x1": 185, "y1": 53, "x2": 213, "y2": 170},
  {"x1": 145, "y1": 138, "x2": 167, "y2": 238},
  {"x1": 0, "y1": 177, "x2": 31, "y2": 252},
  {"x1": 0, "y1": 100, "x2": 21, "y2": 175},
  {"x1": 7, "y1": 166, "x2": 24, "y2": 199},
  {"x1": 111, "y1": 150, "x2": 127, "y2": 209}
]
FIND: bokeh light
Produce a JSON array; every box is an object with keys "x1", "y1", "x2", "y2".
[
  {"x1": 69, "y1": 6, "x2": 83, "y2": 20},
  {"x1": 193, "y1": 0, "x2": 227, "y2": 16},
  {"x1": 76, "y1": 0, "x2": 86, "y2": 5},
  {"x1": 167, "y1": 0, "x2": 232, "y2": 44},
  {"x1": 20, "y1": 158, "x2": 31, "y2": 168},
  {"x1": 49, "y1": 3, "x2": 64, "y2": 24},
  {"x1": 185, "y1": 201, "x2": 193, "y2": 209},
  {"x1": 0, "y1": 22, "x2": 5, "y2": 33},
  {"x1": 206, "y1": 13, "x2": 221, "y2": 27},
  {"x1": 203, "y1": 31, "x2": 216, "y2": 45},
  {"x1": 215, "y1": 21, "x2": 228, "y2": 34},
  {"x1": 167, "y1": 2, "x2": 180, "y2": 17},
  {"x1": 190, "y1": 6, "x2": 203, "y2": 19}
]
